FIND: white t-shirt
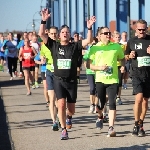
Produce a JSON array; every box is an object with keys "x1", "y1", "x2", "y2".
[
  {"x1": 30, "y1": 42, "x2": 40, "y2": 53},
  {"x1": 120, "y1": 40, "x2": 127, "y2": 45}
]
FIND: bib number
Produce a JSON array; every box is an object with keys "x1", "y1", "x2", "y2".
[
  {"x1": 100, "y1": 66, "x2": 113, "y2": 76},
  {"x1": 137, "y1": 56, "x2": 150, "y2": 67},
  {"x1": 57, "y1": 59, "x2": 71, "y2": 69}
]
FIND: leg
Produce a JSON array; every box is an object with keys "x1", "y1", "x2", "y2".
[
  {"x1": 34, "y1": 64, "x2": 39, "y2": 88},
  {"x1": 12, "y1": 57, "x2": 18, "y2": 76},
  {"x1": 23, "y1": 69, "x2": 31, "y2": 94},
  {"x1": 46, "y1": 70, "x2": 58, "y2": 130},
  {"x1": 7, "y1": 57, "x2": 13, "y2": 78},
  {"x1": 107, "y1": 83, "x2": 118, "y2": 137},
  {"x1": 96, "y1": 82, "x2": 106, "y2": 129},
  {"x1": 87, "y1": 74, "x2": 96, "y2": 113}
]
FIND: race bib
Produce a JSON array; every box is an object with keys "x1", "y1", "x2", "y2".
[
  {"x1": 137, "y1": 56, "x2": 150, "y2": 67},
  {"x1": 57, "y1": 59, "x2": 71, "y2": 69},
  {"x1": 100, "y1": 66, "x2": 113, "y2": 76}
]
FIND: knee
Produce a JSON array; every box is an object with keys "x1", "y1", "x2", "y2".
[
  {"x1": 58, "y1": 100, "x2": 66, "y2": 110},
  {"x1": 109, "y1": 101, "x2": 116, "y2": 110}
]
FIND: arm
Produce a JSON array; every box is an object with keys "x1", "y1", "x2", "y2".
[
  {"x1": 31, "y1": 47, "x2": 37, "y2": 59},
  {"x1": 18, "y1": 48, "x2": 23, "y2": 61},
  {"x1": 38, "y1": 9, "x2": 50, "y2": 44},
  {"x1": 86, "y1": 59, "x2": 107, "y2": 71},
  {"x1": 82, "y1": 16, "x2": 96, "y2": 48}
]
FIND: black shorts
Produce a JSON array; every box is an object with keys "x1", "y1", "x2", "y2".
[
  {"x1": 77, "y1": 55, "x2": 83, "y2": 67},
  {"x1": 22, "y1": 66, "x2": 35, "y2": 71},
  {"x1": 132, "y1": 77, "x2": 150, "y2": 98},
  {"x1": 41, "y1": 72, "x2": 46, "y2": 80},
  {"x1": 35, "y1": 64, "x2": 39, "y2": 68},
  {"x1": 0, "y1": 56, "x2": 4, "y2": 60},
  {"x1": 96, "y1": 82, "x2": 118, "y2": 110},
  {"x1": 53, "y1": 76, "x2": 77, "y2": 103},
  {"x1": 125, "y1": 60, "x2": 130, "y2": 72}
]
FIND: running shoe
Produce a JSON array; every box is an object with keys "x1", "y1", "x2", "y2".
[
  {"x1": 88, "y1": 105, "x2": 94, "y2": 113},
  {"x1": 35, "y1": 82, "x2": 39, "y2": 88},
  {"x1": 116, "y1": 97, "x2": 123, "y2": 105},
  {"x1": 131, "y1": 125, "x2": 139, "y2": 136},
  {"x1": 52, "y1": 122, "x2": 59, "y2": 131},
  {"x1": 138, "y1": 126, "x2": 145, "y2": 137},
  {"x1": 61, "y1": 129, "x2": 69, "y2": 140},
  {"x1": 66, "y1": 119, "x2": 72, "y2": 129},
  {"x1": 107, "y1": 126, "x2": 116, "y2": 137},
  {"x1": 96, "y1": 118, "x2": 103, "y2": 129}
]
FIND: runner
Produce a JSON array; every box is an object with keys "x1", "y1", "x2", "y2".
[
  {"x1": 87, "y1": 27, "x2": 125, "y2": 137},
  {"x1": 120, "y1": 31, "x2": 128, "y2": 89},
  {"x1": 39, "y1": 8, "x2": 96, "y2": 140},
  {"x1": 112, "y1": 31, "x2": 125, "y2": 105},
  {"x1": 30, "y1": 34, "x2": 41, "y2": 88},
  {"x1": 83, "y1": 38, "x2": 98, "y2": 113},
  {"x1": 18, "y1": 38, "x2": 37, "y2": 95},
  {"x1": 40, "y1": 26, "x2": 59, "y2": 131},
  {"x1": 125, "y1": 19, "x2": 150, "y2": 137},
  {"x1": 0, "y1": 33, "x2": 5, "y2": 71},
  {"x1": 3, "y1": 32, "x2": 18, "y2": 80}
]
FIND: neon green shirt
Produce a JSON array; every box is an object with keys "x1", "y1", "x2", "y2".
[
  {"x1": 88, "y1": 42, "x2": 124, "y2": 84},
  {"x1": 40, "y1": 43, "x2": 54, "y2": 72},
  {"x1": 83, "y1": 48, "x2": 95, "y2": 75}
]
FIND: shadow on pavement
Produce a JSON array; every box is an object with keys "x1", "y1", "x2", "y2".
[
  {"x1": 0, "y1": 78, "x2": 24, "y2": 88},
  {"x1": 95, "y1": 144, "x2": 150, "y2": 150},
  {"x1": 0, "y1": 94, "x2": 13, "y2": 150}
]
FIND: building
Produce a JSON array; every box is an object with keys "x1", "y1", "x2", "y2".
[{"x1": 46, "y1": 0, "x2": 146, "y2": 38}]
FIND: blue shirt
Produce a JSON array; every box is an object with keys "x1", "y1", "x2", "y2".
[
  {"x1": 3, "y1": 40, "x2": 18, "y2": 58},
  {"x1": 34, "y1": 52, "x2": 46, "y2": 72},
  {"x1": 17, "y1": 40, "x2": 24, "y2": 49}
]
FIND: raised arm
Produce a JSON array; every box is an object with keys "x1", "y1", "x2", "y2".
[
  {"x1": 82, "y1": 16, "x2": 96, "y2": 48},
  {"x1": 38, "y1": 9, "x2": 50, "y2": 44}
]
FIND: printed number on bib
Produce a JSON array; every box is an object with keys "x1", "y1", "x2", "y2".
[
  {"x1": 100, "y1": 66, "x2": 113, "y2": 76},
  {"x1": 137, "y1": 56, "x2": 150, "y2": 67},
  {"x1": 57, "y1": 59, "x2": 71, "y2": 69}
]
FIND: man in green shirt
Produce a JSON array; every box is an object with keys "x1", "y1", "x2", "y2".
[
  {"x1": 40, "y1": 26, "x2": 59, "y2": 131},
  {"x1": 87, "y1": 27, "x2": 125, "y2": 137}
]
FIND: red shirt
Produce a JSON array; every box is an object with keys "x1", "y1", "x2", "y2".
[{"x1": 22, "y1": 46, "x2": 35, "y2": 67}]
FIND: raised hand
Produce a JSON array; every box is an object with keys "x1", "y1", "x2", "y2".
[
  {"x1": 87, "y1": 16, "x2": 96, "y2": 28},
  {"x1": 41, "y1": 8, "x2": 51, "y2": 21}
]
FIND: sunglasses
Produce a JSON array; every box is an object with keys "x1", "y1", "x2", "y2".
[
  {"x1": 137, "y1": 28, "x2": 146, "y2": 31},
  {"x1": 101, "y1": 32, "x2": 111, "y2": 35}
]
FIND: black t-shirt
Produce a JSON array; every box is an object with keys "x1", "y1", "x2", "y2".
[
  {"x1": 45, "y1": 37, "x2": 82, "y2": 79},
  {"x1": 125, "y1": 35, "x2": 150, "y2": 77}
]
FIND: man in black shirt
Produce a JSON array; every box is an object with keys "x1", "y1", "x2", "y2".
[
  {"x1": 39, "y1": 8, "x2": 96, "y2": 140},
  {"x1": 125, "y1": 19, "x2": 150, "y2": 137}
]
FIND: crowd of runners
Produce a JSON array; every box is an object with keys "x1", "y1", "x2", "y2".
[{"x1": 0, "y1": 8, "x2": 150, "y2": 140}]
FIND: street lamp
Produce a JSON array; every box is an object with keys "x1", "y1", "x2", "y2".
[{"x1": 32, "y1": 11, "x2": 41, "y2": 31}]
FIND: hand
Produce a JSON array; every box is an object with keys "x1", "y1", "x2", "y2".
[
  {"x1": 129, "y1": 51, "x2": 136, "y2": 59},
  {"x1": 99, "y1": 64, "x2": 108, "y2": 71},
  {"x1": 41, "y1": 8, "x2": 50, "y2": 21},
  {"x1": 147, "y1": 45, "x2": 150, "y2": 54},
  {"x1": 87, "y1": 16, "x2": 96, "y2": 28},
  {"x1": 120, "y1": 66, "x2": 125, "y2": 73},
  {"x1": 41, "y1": 57, "x2": 46, "y2": 64},
  {"x1": 19, "y1": 57, "x2": 22, "y2": 61}
]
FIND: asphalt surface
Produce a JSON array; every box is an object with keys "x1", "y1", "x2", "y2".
[{"x1": 0, "y1": 68, "x2": 150, "y2": 150}]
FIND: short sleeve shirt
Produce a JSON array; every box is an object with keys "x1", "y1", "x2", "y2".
[{"x1": 88, "y1": 42, "x2": 124, "y2": 84}]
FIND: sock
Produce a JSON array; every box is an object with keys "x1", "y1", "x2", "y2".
[
  {"x1": 139, "y1": 119, "x2": 143, "y2": 127},
  {"x1": 62, "y1": 127, "x2": 66, "y2": 131},
  {"x1": 98, "y1": 114, "x2": 103, "y2": 119},
  {"x1": 67, "y1": 115, "x2": 72, "y2": 119},
  {"x1": 135, "y1": 121, "x2": 139, "y2": 126}
]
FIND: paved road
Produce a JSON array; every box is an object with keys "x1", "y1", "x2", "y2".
[{"x1": 0, "y1": 69, "x2": 150, "y2": 150}]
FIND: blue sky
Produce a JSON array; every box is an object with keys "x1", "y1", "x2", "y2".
[{"x1": 0, "y1": 0, "x2": 149, "y2": 32}]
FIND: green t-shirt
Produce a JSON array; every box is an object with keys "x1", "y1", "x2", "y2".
[
  {"x1": 83, "y1": 48, "x2": 95, "y2": 74},
  {"x1": 88, "y1": 42, "x2": 124, "y2": 84},
  {"x1": 40, "y1": 43, "x2": 54, "y2": 72}
]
